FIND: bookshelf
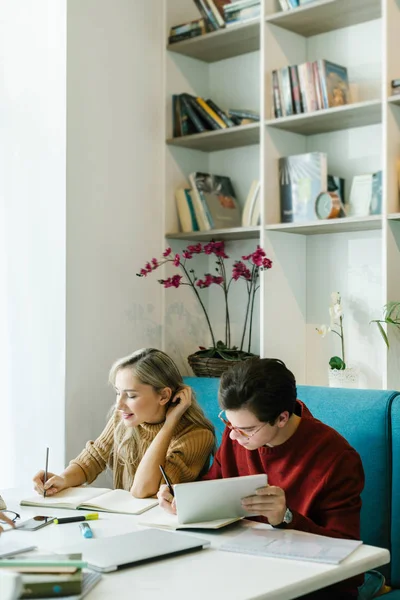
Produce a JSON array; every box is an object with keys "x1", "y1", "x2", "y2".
[{"x1": 164, "y1": 0, "x2": 400, "y2": 390}]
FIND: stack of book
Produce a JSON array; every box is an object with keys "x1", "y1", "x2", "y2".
[
  {"x1": 278, "y1": 0, "x2": 317, "y2": 10},
  {"x1": 0, "y1": 553, "x2": 88, "y2": 598},
  {"x1": 168, "y1": 0, "x2": 260, "y2": 44},
  {"x1": 391, "y1": 79, "x2": 400, "y2": 96},
  {"x1": 272, "y1": 60, "x2": 351, "y2": 118},
  {"x1": 224, "y1": 0, "x2": 261, "y2": 26},
  {"x1": 173, "y1": 93, "x2": 259, "y2": 137}
]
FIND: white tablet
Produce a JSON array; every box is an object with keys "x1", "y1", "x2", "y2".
[{"x1": 174, "y1": 474, "x2": 268, "y2": 525}]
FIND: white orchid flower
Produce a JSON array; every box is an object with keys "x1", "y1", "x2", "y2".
[
  {"x1": 316, "y1": 324, "x2": 330, "y2": 337},
  {"x1": 331, "y1": 291, "x2": 340, "y2": 305}
]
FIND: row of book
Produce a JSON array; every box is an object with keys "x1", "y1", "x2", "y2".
[
  {"x1": 176, "y1": 173, "x2": 260, "y2": 233},
  {"x1": 173, "y1": 93, "x2": 259, "y2": 137},
  {"x1": 392, "y1": 78, "x2": 400, "y2": 96},
  {"x1": 279, "y1": 152, "x2": 382, "y2": 224},
  {"x1": 272, "y1": 60, "x2": 351, "y2": 118},
  {"x1": 168, "y1": 0, "x2": 260, "y2": 45},
  {"x1": 278, "y1": 0, "x2": 316, "y2": 10}
]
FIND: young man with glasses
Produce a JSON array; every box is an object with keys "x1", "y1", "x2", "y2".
[{"x1": 158, "y1": 358, "x2": 364, "y2": 599}]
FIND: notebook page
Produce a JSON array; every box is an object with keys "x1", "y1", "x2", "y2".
[
  {"x1": 220, "y1": 528, "x2": 363, "y2": 564},
  {"x1": 20, "y1": 487, "x2": 111, "y2": 509},
  {"x1": 80, "y1": 489, "x2": 158, "y2": 515}
]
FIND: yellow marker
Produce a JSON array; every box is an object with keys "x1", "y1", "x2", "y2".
[{"x1": 53, "y1": 513, "x2": 99, "y2": 525}]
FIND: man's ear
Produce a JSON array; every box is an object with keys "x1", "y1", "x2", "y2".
[
  {"x1": 276, "y1": 411, "x2": 290, "y2": 428},
  {"x1": 159, "y1": 387, "x2": 172, "y2": 406}
]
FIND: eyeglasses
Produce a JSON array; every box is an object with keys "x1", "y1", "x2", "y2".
[
  {"x1": 218, "y1": 410, "x2": 267, "y2": 440},
  {"x1": 0, "y1": 510, "x2": 20, "y2": 524}
]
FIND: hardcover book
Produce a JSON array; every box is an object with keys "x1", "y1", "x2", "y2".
[
  {"x1": 175, "y1": 188, "x2": 199, "y2": 232},
  {"x1": 189, "y1": 172, "x2": 241, "y2": 229},
  {"x1": 279, "y1": 152, "x2": 327, "y2": 223},
  {"x1": 318, "y1": 59, "x2": 351, "y2": 108}
]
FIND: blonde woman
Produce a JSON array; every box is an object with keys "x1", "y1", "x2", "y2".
[{"x1": 33, "y1": 348, "x2": 216, "y2": 498}]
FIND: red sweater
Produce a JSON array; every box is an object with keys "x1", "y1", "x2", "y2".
[{"x1": 204, "y1": 400, "x2": 364, "y2": 540}]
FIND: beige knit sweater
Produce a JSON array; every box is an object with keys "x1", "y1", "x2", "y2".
[{"x1": 70, "y1": 411, "x2": 215, "y2": 491}]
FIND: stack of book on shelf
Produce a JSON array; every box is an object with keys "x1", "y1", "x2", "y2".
[
  {"x1": 278, "y1": 0, "x2": 317, "y2": 10},
  {"x1": 176, "y1": 172, "x2": 241, "y2": 232},
  {"x1": 0, "y1": 553, "x2": 97, "y2": 599},
  {"x1": 279, "y1": 151, "x2": 346, "y2": 223},
  {"x1": 172, "y1": 92, "x2": 259, "y2": 137},
  {"x1": 223, "y1": 0, "x2": 261, "y2": 26},
  {"x1": 272, "y1": 60, "x2": 351, "y2": 118},
  {"x1": 168, "y1": 0, "x2": 260, "y2": 44}
]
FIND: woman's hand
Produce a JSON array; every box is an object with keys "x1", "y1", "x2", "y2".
[
  {"x1": 0, "y1": 512, "x2": 15, "y2": 535},
  {"x1": 32, "y1": 471, "x2": 69, "y2": 497},
  {"x1": 165, "y1": 385, "x2": 192, "y2": 425},
  {"x1": 157, "y1": 484, "x2": 177, "y2": 515}
]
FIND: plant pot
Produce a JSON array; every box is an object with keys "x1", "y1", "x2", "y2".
[
  {"x1": 187, "y1": 354, "x2": 258, "y2": 378},
  {"x1": 328, "y1": 367, "x2": 359, "y2": 389}
]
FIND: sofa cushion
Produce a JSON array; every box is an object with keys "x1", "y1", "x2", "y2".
[{"x1": 390, "y1": 397, "x2": 400, "y2": 587}]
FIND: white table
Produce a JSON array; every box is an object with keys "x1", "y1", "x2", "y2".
[{"x1": 0, "y1": 488, "x2": 390, "y2": 600}]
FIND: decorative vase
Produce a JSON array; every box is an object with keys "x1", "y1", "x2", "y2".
[
  {"x1": 328, "y1": 367, "x2": 359, "y2": 389},
  {"x1": 187, "y1": 354, "x2": 258, "y2": 378}
]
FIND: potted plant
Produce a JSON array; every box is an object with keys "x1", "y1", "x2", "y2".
[
  {"x1": 316, "y1": 292, "x2": 359, "y2": 388},
  {"x1": 371, "y1": 301, "x2": 400, "y2": 347},
  {"x1": 137, "y1": 241, "x2": 273, "y2": 377}
]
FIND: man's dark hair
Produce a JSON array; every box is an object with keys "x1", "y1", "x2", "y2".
[{"x1": 218, "y1": 358, "x2": 297, "y2": 425}]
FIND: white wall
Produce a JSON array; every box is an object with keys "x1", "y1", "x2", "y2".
[
  {"x1": 0, "y1": 0, "x2": 164, "y2": 489},
  {"x1": 65, "y1": 0, "x2": 164, "y2": 469},
  {"x1": 0, "y1": 0, "x2": 67, "y2": 487}
]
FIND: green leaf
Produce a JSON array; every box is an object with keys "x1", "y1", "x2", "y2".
[
  {"x1": 376, "y1": 321, "x2": 389, "y2": 348},
  {"x1": 329, "y1": 356, "x2": 346, "y2": 370}
]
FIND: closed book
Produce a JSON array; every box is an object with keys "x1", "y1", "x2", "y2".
[
  {"x1": 172, "y1": 95, "x2": 181, "y2": 137},
  {"x1": 312, "y1": 61, "x2": 323, "y2": 110},
  {"x1": 327, "y1": 174, "x2": 345, "y2": 216},
  {"x1": 224, "y1": 0, "x2": 259, "y2": 10},
  {"x1": 179, "y1": 97, "x2": 198, "y2": 136},
  {"x1": 175, "y1": 188, "x2": 199, "y2": 232},
  {"x1": 20, "y1": 570, "x2": 82, "y2": 598},
  {"x1": 189, "y1": 97, "x2": 223, "y2": 130},
  {"x1": 317, "y1": 59, "x2": 351, "y2": 109},
  {"x1": 190, "y1": 172, "x2": 241, "y2": 229},
  {"x1": 211, "y1": 0, "x2": 232, "y2": 17},
  {"x1": 278, "y1": 0, "x2": 290, "y2": 9},
  {"x1": 188, "y1": 174, "x2": 212, "y2": 231},
  {"x1": 225, "y1": 5, "x2": 261, "y2": 23},
  {"x1": 168, "y1": 29, "x2": 203, "y2": 44},
  {"x1": 0, "y1": 554, "x2": 85, "y2": 574},
  {"x1": 179, "y1": 94, "x2": 207, "y2": 133},
  {"x1": 370, "y1": 171, "x2": 382, "y2": 215},
  {"x1": 206, "y1": 0, "x2": 226, "y2": 27},
  {"x1": 289, "y1": 65, "x2": 302, "y2": 114},
  {"x1": 193, "y1": 0, "x2": 219, "y2": 30},
  {"x1": 242, "y1": 179, "x2": 260, "y2": 226},
  {"x1": 228, "y1": 108, "x2": 260, "y2": 121},
  {"x1": 305, "y1": 62, "x2": 318, "y2": 112},
  {"x1": 287, "y1": 0, "x2": 299, "y2": 7},
  {"x1": 278, "y1": 67, "x2": 293, "y2": 116},
  {"x1": 272, "y1": 70, "x2": 283, "y2": 118},
  {"x1": 138, "y1": 505, "x2": 241, "y2": 530},
  {"x1": 194, "y1": 97, "x2": 227, "y2": 129},
  {"x1": 279, "y1": 152, "x2": 327, "y2": 223},
  {"x1": 169, "y1": 18, "x2": 205, "y2": 36},
  {"x1": 206, "y1": 99, "x2": 235, "y2": 127}
]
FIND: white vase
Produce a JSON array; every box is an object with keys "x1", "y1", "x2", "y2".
[{"x1": 328, "y1": 367, "x2": 359, "y2": 389}]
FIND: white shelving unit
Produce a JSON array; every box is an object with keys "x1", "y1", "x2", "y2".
[{"x1": 164, "y1": 0, "x2": 400, "y2": 389}]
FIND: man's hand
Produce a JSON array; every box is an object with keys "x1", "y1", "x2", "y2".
[
  {"x1": 0, "y1": 512, "x2": 15, "y2": 535},
  {"x1": 241, "y1": 485, "x2": 287, "y2": 527},
  {"x1": 157, "y1": 484, "x2": 177, "y2": 515}
]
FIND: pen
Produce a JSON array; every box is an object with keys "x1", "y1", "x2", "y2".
[
  {"x1": 54, "y1": 513, "x2": 99, "y2": 525},
  {"x1": 43, "y1": 447, "x2": 49, "y2": 498},
  {"x1": 159, "y1": 465, "x2": 174, "y2": 497}
]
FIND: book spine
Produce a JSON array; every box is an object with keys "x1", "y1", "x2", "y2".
[
  {"x1": 179, "y1": 98, "x2": 195, "y2": 135},
  {"x1": 279, "y1": 157, "x2": 293, "y2": 223},
  {"x1": 207, "y1": 0, "x2": 226, "y2": 27},
  {"x1": 278, "y1": 0, "x2": 290, "y2": 9},
  {"x1": 277, "y1": 69, "x2": 288, "y2": 116},
  {"x1": 186, "y1": 190, "x2": 200, "y2": 231},
  {"x1": 228, "y1": 108, "x2": 260, "y2": 120},
  {"x1": 312, "y1": 61, "x2": 323, "y2": 110},
  {"x1": 297, "y1": 63, "x2": 309, "y2": 112},
  {"x1": 225, "y1": 5, "x2": 260, "y2": 22},
  {"x1": 280, "y1": 66, "x2": 294, "y2": 116},
  {"x1": 289, "y1": 65, "x2": 302, "y2": 114},
  {"x1": 272, "y1": 70, "x2": 283, "y2": 118},
  {"x1": 206, "y1": 99, "x2": 235, "y2": 127},
  {"x1": 306, "y1": 61, "x2": 318, "y2": 112},
  {"x1": 287, "y1": 0, "x2": 299, "y2": 7},
  {"x1": 179, "y1": 95, "x2": 207, "y2": 133},
  {"x1": 172, "y1": 95, "x2": 180, "y2": 137},
  {"x1": 168, "y1": 29, "x2": 202, "y2": 44},
  {"x1": 317, "y1": 59, "x2": 329, "y2": 109},
  {"x1": 193, "y1": 0, "x2": 219, "y2": 30},
  {"x1": 195, "y1": 97, "x2": 227, "y2": 128},
  {"x1": 188, "y1": 174, "x2": 212, "y2": 231}
]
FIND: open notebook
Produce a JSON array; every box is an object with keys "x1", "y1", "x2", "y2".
[
  {"x1": 20, "y1": 487, "x2": 158, "y2": 516},
  {"x1": 138, "y1": 505, "x2": 242, "y2": 530}
]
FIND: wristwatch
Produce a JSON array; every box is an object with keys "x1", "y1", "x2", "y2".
[{"x1": 275, "y1": 507, "x2": 293, "y2": 528}]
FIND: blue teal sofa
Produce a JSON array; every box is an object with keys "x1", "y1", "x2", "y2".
[{"x1": 184, "y1": 377, "x2": 400, "y2": 597}]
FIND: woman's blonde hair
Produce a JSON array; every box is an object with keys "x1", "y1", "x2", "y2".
[{"x1": 108, "y1": 348, "x2": 216, "y2": 487}]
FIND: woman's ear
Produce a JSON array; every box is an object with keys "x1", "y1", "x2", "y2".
[{"x1": 159, "y1": 387, "x2": 172, "y2": 406}]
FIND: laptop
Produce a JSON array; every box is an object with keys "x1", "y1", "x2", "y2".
[
  {"x1": 61, "y1": 529, "x2": 209, "y2": 573},
  {"x1": 174, "y1": 474, "x2": 268, "y2": 524}
]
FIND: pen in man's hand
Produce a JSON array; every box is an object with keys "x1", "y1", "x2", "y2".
[
  {"x1": 44, "y1": 447, "x2": 49, "y2": 498},
  {"x1": 159, "y1": 465, "x2": 174, "y2": 497}
]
